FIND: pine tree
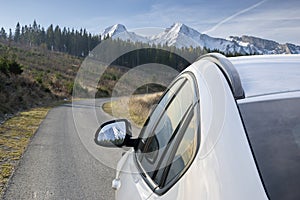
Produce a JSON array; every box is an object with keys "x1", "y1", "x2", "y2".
[
  {"x1": 40, "y1": 27, "x2": 46, "y2": 44},
  {"x1": 8, "y1": 29, "x2": 13, "y2": 41},
  {"x1": 0, "y1": 27, "x2": 7, "y2": 39},
  {"x1": 54, "y1": 25, "x2": 62, "y2": 51},
  {"x1": 14, "y1": 22, "x2": 21, "y2": 42},
  {"x1": 32, "y1": 20, "x2": 38, "y2": 32},
  {"x1": 46, "y1": 24, "x2": 54, "y2": 50}
]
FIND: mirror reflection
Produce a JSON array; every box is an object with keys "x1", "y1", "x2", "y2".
[{"x1": 96, "y1": 121, "x2": 126, "y2": 147}]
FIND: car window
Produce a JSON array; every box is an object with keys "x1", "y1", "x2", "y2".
[
  {"x1": 152, "y1": 104, "x2": 198, "y2": 187},
  {"x1": 163, "y1": 107, "x2": 197, "y2": 186},
  {"x1": 136, "y1": 74, "x2": 198, "y2": 189},
  {"x1": 138, "y1": 79, "x2": 194, "y2": 178},
  {"x1": 137, "y1": 77, "x2": 186, "y2": 143}
]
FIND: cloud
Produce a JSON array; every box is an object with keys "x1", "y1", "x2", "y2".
[
  {"x1": 205, "y1": 1, "x2": 300, "y2": 44},
  {"x1": 203, "y1": 0, "x2": 268, "y2": 34}
]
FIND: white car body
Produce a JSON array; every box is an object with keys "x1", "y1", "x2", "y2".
[{"x1": 102, "y1": 54, "x2": 300, "y2": 200}]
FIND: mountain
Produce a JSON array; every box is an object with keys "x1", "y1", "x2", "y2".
[
  {"x1": 101, "y1": 24, "x2": 148, "y2": 43},
  {"x1": 150, "y1": 23, "x2": 249, "y2": 54},
  {"x1": 102, "y1": 24, "x2": 127, "y2": 38},
  {"x1": 228, "y1": 35, "x2": 300, "y2": 54},
  {"x1": 101, "y1": 23, "x2": 300, "y2": 55},
  {"x1": 98, "y1": 126, "x2": 125, "y2": 142},
  {"x1": 150, "y1": 23, "x2": 202, "y2": 48}
]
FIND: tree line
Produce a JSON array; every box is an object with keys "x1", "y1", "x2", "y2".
[
  {"x1": 0, "y1": 20, "x2": 101, "y2": 57},
  {"x1": 90, "y1": 37, "x2": 210, "y2": 71}
]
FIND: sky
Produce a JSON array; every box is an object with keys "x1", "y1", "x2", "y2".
[{"x1": 0, "y1": 0, "x2": 299, "y2": 44}]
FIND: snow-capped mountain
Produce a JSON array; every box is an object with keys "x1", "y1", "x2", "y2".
[
  {"x1": 228, "y1": 36, "x2": 300, "y2": 54},
  {"x1": 102, "y1": 24, "x2": 127, "y2": 38},
  {"x1": 150, "y1": 23, "x2": 254, "y2": 54},
  {"x1": 101, "y1": 23, "x2": 300, "y2": 55},
  {"x1": 150, "y1": 23, "x2": 202, "y2": 48},
  {"x1": 101, "y1": 24, "x2": 148, "y2": 43},
  {"x1": 98, "y1": 126, "x2": 125, "y2": 142}
]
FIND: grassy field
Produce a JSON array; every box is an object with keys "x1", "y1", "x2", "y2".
[
  {"x1": 0, "y1": 107, "x2": 50, "y2": 195},
  {"x1": 102, "y1": 92, "x2": 162, "y2": 127}
]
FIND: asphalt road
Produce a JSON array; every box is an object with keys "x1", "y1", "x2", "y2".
[{"x1": 3, "y1": 99, "x2": 134, "y2": 200}]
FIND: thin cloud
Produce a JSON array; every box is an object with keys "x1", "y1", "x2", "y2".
[{"x1": 203, "y1": 0, "x2": 268, "y2": 34}]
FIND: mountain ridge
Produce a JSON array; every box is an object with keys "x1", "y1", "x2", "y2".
[{"x1": 101, "y1": 22, "x2": 300, "y2": 55}]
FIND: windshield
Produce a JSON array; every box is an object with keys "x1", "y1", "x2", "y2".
[{"x1": 239, "y1": 97, "x2": 300, "y2": 200}]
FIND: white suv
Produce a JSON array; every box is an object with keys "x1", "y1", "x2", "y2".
[{"x1": 95, "y1": 53, "x2": 300, "y2": 200}]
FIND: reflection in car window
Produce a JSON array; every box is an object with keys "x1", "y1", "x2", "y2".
[
  {"x1": 137, "y1": 77, "x2": 195, "y2": 180},
  {"x1": 164, "y1": 109, "x2": 197, "y2": 185},
  {"x1": 138, "y1": 78, "x2": 186, "y2": 142}
]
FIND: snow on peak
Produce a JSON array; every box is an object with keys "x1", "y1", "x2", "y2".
[
  {"x1": 102, "y1": 24, "x2": 127, "y2": 38},
  {"x1": 98, "y1": 126, "x2": 125, "y2": 142},
  {"x1": 111, "y1": 126, "x2": 125, "y2": 139},
  {"x1": 168, "y1": 22, "x2": 201, "y2": 37},
  {"x1": 150, "y1": 22, "x2": 203, "y2": 48},
  {"x1": 101, "y1": 24, "x2": 149, "y2": 43}
]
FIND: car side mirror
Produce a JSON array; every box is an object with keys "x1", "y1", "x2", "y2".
[{"x1": 94, "y1": 119, "x2": 138, "y2": 148}]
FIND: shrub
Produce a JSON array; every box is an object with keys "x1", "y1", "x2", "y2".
[
  {"x1": 8, "y1": 60, "x2": 23, "y2": 75},
  {"x1": 0, "y1": 57, "x2": 23, "y2": 75}
]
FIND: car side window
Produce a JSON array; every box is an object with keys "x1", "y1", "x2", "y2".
[
  {"x1": 136, "y1": 74, "x2": 198, "y2": 188},
  {"x1": 152, "y1": 103, "x2": 198, "y2": 188},
  {"x1": 136, "y1": 78, "x2": 187, "y2": 176},
  {"x1": 163, "y1": 107, "x2": 198, "y2": 186},
  {"x1": 143, "y1": 81, "x2": 194, "y2": 177},
  {"x1": 137, "y1": 78, "x2": 186, "y2": 143}
]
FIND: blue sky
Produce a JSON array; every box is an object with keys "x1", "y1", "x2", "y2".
[{"x1": 0, "y1": 0, "x2": 299, "y2": 44}]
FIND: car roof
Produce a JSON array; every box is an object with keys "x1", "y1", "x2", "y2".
[{"x1": 229, "y1": 54, "x2": 300, "y2": 99}]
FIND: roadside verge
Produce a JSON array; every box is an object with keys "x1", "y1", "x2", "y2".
[{"x1": 0, "y1": 107, "x2": 51, "y2": 196}]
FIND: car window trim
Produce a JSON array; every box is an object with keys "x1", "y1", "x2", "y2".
[{"x1": 133, "y1": 156, "x2": 159, "y2": 191}]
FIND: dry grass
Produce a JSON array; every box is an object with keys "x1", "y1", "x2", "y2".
[
  {"x1": 103, "y1": 92, "x2": 163, "y2": 127},
  {"x1": 0, "y1": 107, "x2": 50, "y2": 195}
]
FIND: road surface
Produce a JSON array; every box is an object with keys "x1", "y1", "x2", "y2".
[{"x1": 3, "y1": 99, "x2": 136, "y2": 200}]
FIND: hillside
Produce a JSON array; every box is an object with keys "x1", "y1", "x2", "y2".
[
  {"x1": 0, "y1": 40, "x2": 82, "y2": 122},
  {"x1": 0, "y1": 36, "x2": 195, "y2": 123}
]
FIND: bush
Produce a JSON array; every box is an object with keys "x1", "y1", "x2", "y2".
[
  {"x1": 0, "y1": 57, "x2": 23, "y2": 75},
  {"x1": 8, "y1": 60, "x2": 23, "y2": 75}
]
